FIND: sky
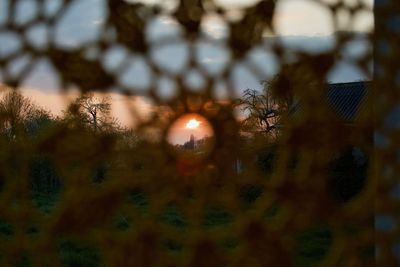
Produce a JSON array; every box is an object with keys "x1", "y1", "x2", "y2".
[
  {"x1": 0, "y1": 0, "x2": 374, "y2": 130},
  {"x1": 167, "y1": 114, "x2": 214, "y2": 145}
]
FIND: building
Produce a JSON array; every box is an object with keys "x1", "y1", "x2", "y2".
[
  {"x1": 238, "y1": 81, "x2": 371, "y2": 175},
  {"x1": 326, "y1": 81, "x2": 370, "y2": 123},
  {"x1": 287, "y1": 81, "x2": 370, "y2": 123},
  {"x1": 183, "y1": 134, "x2": 195, "y2": 150}
]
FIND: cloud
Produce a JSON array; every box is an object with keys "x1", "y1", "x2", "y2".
[
  {"x1": 201, "y1": 14, "x2": 228, "y2": 39},
  {"x1": 92, "y1": 19, "x2": 105, "y2": 25},
  {"x1": 200, "y1": 57, "x2": 224, "y2": 63},
  {"x1": 157, "y1": 16, "x2": 179, "y2": 26}
]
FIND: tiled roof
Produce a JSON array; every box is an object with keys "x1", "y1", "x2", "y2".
[
  {"x1": 326, "y1": 81, "x2": 370, "y2": 122},
  {"x1": 278, "y1": 81, "x2": 370, "y2": 128}
]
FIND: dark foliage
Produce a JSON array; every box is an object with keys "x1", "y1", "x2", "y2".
[
  {"x1": 58, "y1": 241, "x2": 101, "y2": 267},
  {"x1": 239, "y1": 184, "x2": 264, "y2": 204},
  {"x1": 257, "y1": 149, "x2": 276, "y2": 173},
  {"x1": 328, "y1": 147, "x2": 368, "y2": 202},
  {"x1": 295, "y1": 226, "x2": 333, "y2": 267},
  {"x1": 92, "y1": 163, "x2": 109, "y2": 183},
  {"x1": 29, "y1": 156, "x2": 61, "y2": 194}
]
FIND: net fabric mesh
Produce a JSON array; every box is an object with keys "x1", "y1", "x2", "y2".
[{"x1": 0, "y1": 0, "x2": 393, "y2": 266}]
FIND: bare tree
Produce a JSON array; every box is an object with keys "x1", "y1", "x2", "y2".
[
  {"x1": 237, "y1": 62, "x2": 317, "y2": 137},
  {"x1": 0, "y1": 88, "x2": 47, "y2": 138},
  {"x1": 65, "y1": 92, "x2": 119, "y2": 132},
  {"x1": 237, "y1": 79, "x2": 293, "y2": 137}
]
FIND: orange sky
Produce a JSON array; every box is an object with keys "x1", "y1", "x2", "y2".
[
  {"x1": 1, "y1": 86, "x2": 153, "y2": 128},
  {"x1": 1, "y1": 85, "x2": 214, "y2": 144},
  {"x1": 167, "y1": 113, "x2": 214, "y2": 145}
]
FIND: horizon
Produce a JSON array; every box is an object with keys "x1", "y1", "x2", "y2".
[
  {"x1": 167, "y1": 114, "x2": 214, "y2": 145},
  {"x1": 0, "y1": 1, "x2": 385, "y2": 265},
  {"x1": 0, "y1": 0, "x2": 373, "y2": 134}
]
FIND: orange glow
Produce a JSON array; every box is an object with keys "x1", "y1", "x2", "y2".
[
  {"x1": 185, "y1": 119, "x2": 201, "y2": 129},
  {"x1": 167, "y1": 113, "x2": 214, "y2": 145}
]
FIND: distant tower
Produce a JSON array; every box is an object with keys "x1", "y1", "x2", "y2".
[
  {"x1": 189, "y1": 134, "x2": 195, "y2": 149},
  {"x1": 182, "y1": 134, "x2": 195, "y2": 150}
]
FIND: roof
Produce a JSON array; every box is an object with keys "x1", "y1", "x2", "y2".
[
  {"x1": 287, "y1": 81, "x2": 370, "y2": 123},
  {"x1": 326, "y1": 81, "x2": 370, "y2": 122}
]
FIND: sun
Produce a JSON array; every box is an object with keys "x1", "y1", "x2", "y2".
[{"x1": 185, "y1": 119, "x2": 201, "y2": 129}]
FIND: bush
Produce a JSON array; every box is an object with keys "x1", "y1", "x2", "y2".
[
  {"x1": 29, "y1": 157, "x2": 60, "y2": 194},
  {"x1": 328, "y1": 147, "x2": 368, "y2": 202}
]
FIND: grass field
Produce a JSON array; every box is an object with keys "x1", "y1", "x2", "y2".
[{"x1": 0, "y1": 189, "x2": 333, "y2": 267}]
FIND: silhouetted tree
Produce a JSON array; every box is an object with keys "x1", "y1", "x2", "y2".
[
  {"x1": 0, "y1": 88, "x2": 50, "y2": 139},
  {"x1": 237, "y1": 79, "x2": 292, "y2": 137},
  {"x1": 64, "y1": 92, "x2": 119, "y2": 132},
  {"x1": 237, "y1": 61, "x2": 321, "y2": 138}
]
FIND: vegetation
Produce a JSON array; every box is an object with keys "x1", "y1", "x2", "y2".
[
  {"x1": 295, "y1": 226, "x2": 333, "y2": 267},
  {"x1": 237, "y1": 86, "x2": 283, "y2": 136},
  {"x1": 0, "y1": 85, "x2": 369, "y2": 267},
  {"x1": 63, "y1": 92, "x2": 119, "y2": 132},
  {"x1": 236, "y1": 74, "x2": 294, "y2": 138},
  {"x1": 0, "y1": 89, "x2": 51, "y2": 139}
]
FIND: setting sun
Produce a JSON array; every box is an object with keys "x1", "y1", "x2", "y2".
[
  {"x1": 186, "y1": 119, "x2": 201, "y2": 129},
  {"x1": 167, "y1": 113, "x2": 214, "y2": 145}
]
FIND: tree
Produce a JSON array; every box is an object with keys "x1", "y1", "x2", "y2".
[
  {"x1": 64, "y1": 92, "x2": 119, "y2": 132},
  {"x1": 236, "y1": 59, "x2": 325, "y2": 138},
  {"x1": 25, "y1": 110, "x2": 54, "y2": 137},
  {"x1": 237, "y1": 80, "x2": 292, "y2": 137},
  {"x1": 0, "y1": 88, "x2": 49, "y2": 139}
]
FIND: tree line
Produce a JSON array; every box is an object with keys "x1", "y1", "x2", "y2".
[
  {"x1": 0, "y1": 85, "x2": 138, "y2": 195},
  {"x1": 0, "y1": 80, "x2": 367, "y2": 203},
  {"x1": 0, "y1": 88, "x2": 124, "y2": 139}
]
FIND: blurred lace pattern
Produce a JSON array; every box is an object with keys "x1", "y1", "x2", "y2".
[{"x1": 0, "y1": 0, "x2": 395, "y2": 266}]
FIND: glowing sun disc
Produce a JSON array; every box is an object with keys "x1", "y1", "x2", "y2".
[{"x1": 186, "y1": 119, "x2": 201, "y2": 129}]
